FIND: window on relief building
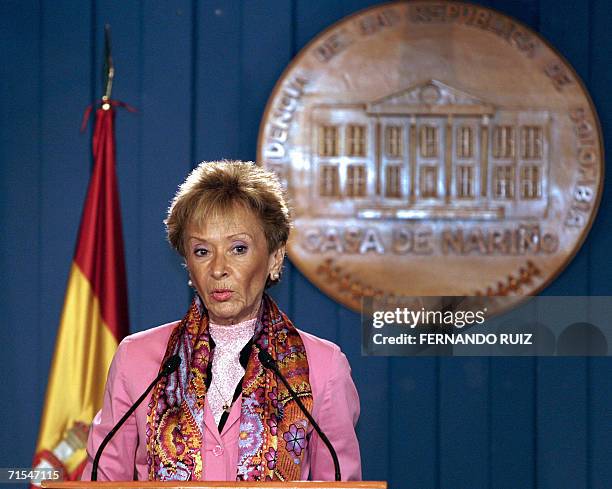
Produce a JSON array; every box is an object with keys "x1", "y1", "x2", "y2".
[
  {"x1": 346, "y1": 125, "x2": 367, "y2": 157},
  {"x1": 385, "y1": 125, "x2": 403, "y2": 158},
  {"x1": 520, "y1": 165, "x2": 541, "y2": 199},
  {"x1": 318, "y1": 125, "x2": 338, "y2": 157},
  {"x1": 419, "y1": 125, "x2": 438, "y2": 158},
  {"x1": 319, "y1": 165, "x2": 340, "y2": 197},
  {"x1": 385, "y1": 165, "x2": 402, "y2": 198},
  {"x1": 493, "y1": 165, "x2": 515, "y2": 199},
  {"x1": 456, "y1": 126, "x2": 473, "y2": 159},
  {"x1": 492, "y1": 126, "x2": 515, "y2": 159},
  {"x1": 456, "y1": 165, "x2": 474, "y2": 198},
  {"x1": 520, "y1": 126, "x2": 543, "y2": 160},
  {"x1": 346, "y1": 164, "x2": 367, "y2": 197},
  {"x1": 420, "y1": 166, "x2": 438, "y2": 198}
]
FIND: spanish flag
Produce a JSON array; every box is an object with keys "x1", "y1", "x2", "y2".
[{"x1": 32, "y1": 101, "x2": 129, "y2": 481}]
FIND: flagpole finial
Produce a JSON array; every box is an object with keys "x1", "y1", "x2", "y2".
[{"x1": 102, "y1": 24, "x2": 114, "y2": 110}]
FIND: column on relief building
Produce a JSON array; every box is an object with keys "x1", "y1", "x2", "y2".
[
  {"x1": 409, "y1": 115, "x2": 417, "y2": 204},
  {"x1": 445, "y1": 114, "x2": 453, "y2": 204},
  {"x1": 480, "y1": 115, "x2": 490, "y2": 198}
]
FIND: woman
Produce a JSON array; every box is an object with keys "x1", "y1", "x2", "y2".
[{"x1": 81, "y1": 160, "x2": 361, "y2": 481}]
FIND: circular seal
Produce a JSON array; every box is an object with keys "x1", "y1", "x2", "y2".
[{"x1": 257, "y1": 1, "x2": 603, "y2": 312}]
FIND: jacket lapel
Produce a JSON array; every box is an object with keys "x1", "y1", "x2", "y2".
[{"x1": 202, "y1": 397, "x2": 222, "y2": 444}]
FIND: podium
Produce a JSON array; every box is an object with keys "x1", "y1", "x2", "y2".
[{"x1": 42, "y1": 482, "x2": 386, "y2": 489}]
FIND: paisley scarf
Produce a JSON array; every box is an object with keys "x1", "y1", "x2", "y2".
[{"x1": 146, "y1": 294, "x2": 313, "y2": 481}]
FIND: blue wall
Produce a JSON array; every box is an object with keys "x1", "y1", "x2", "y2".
[{"x1": 1, "y1": 1, "x2": 611, "y2": 488}]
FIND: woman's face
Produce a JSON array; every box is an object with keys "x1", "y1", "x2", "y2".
[{"x1": 184, "y1": 205, "x2": 284, "y2": 325}]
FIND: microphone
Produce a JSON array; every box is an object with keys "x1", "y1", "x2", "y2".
[
  {"x1": 91, "y1": 354, "x2": 181, "y2": 481},
  {"x1": 258, "y1": 348, "x2": 341, "y2": 481}
]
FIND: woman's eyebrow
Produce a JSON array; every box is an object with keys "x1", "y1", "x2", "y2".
[
  {"x1": 187, "y1": 234, "x2": 208, "y2": 242},
  {"x1": 187, "y1": 232, "x2": 254, "y2": 241}
]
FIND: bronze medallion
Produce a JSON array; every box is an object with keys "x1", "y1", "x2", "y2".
[{"x1": 257, "y1": 1, "x2": 603, "y2": 312}]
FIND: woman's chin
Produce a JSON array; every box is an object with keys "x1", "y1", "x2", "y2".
[{"x1": 206, "y1": 303, "x2": 246, "y2": 325}]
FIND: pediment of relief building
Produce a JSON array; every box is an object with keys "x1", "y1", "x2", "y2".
[{"x1": 367, "y1": 79, "x2": 494, "y2": 114}]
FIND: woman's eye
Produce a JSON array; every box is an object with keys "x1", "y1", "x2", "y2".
[
  {"x1": 233, "y1": 244, "x2": 248, "y2": 254},
  {"x1": 194, "y1": 248, "x2": 209, "y2": 257}
]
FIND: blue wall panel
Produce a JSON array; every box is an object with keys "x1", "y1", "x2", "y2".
[
  {"x1": 1, "y1": 0, "x2": 612, "y2": 487},
  {"x1": 490, "y1": 358, "x2": 536, "y2": 489},
  {"x1": 388, "y1": 357, "x2": 438, "y2": 488},
  {"x1": 439, "y1": 358, "x2": 490, "y2": 489},
  {"x1": 196, "y1": 0, "x2": 242, "y2": 161},
  {"x1": 1, "y1": 0, "x2": 43, "y2": 468},
  {"x1": 239, "y1": 1, "x2": 293, "y2": 159},
  {"x1": 139, "y1": 0, "x2": 193, "y2": 330}
]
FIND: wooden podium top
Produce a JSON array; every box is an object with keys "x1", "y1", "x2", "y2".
[{"x1": 42, "y1": 481, "x2": 386, "y2": 489}]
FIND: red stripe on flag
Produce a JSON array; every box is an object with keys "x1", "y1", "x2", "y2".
[{"x1": 74, "y1": 105, "x2": 129, "y2": 341}]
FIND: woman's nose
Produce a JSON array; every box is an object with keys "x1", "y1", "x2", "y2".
[{"x1": 210, "y1": 253, "x2": 228, "y2": 279}]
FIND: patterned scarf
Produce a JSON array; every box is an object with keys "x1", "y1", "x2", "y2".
[{"x1": 146, "y1": 294, "x2": 313, "y2": 481}]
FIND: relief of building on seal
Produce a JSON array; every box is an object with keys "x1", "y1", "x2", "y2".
[{"x1": 308, "y1": 80, "x2": 551, "y2": 221}]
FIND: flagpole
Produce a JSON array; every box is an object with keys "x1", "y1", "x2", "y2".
[{"x1": 102, "y1": 24, "x2": 114, "y2": 110}]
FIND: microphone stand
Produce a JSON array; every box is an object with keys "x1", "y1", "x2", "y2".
[{"x1": 91, "y1": 355, "x2": 181, "y2": 481}]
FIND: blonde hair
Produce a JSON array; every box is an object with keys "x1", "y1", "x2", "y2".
[{"x1": 165, "y1": 160, "x2": 291, "y2": 260}]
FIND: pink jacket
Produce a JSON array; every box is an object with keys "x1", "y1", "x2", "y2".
[{"x1": 81, "y1": 321, "x2": 362, "y2": 481}]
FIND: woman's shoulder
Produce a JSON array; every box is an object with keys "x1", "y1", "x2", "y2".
[
  {"x1": 113, "y1": 321, "x2": 180, "y2": 369},
  {"x1": 121, "y1": 321, "x2": 180, "y2": 347},
  {"x1": 296, "y1": 329, "x2": 341, "y2": 359},
  {"x1": 107, "y1": 321, "x2": 181, "y2": 395},
  {"x1": 296, "y1": 329, "x2": 350, "y2": 382}
]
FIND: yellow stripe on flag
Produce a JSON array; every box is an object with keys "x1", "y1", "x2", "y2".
[{"x1": 35, "y1": 263, "x2": 117, "y2": 473}]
